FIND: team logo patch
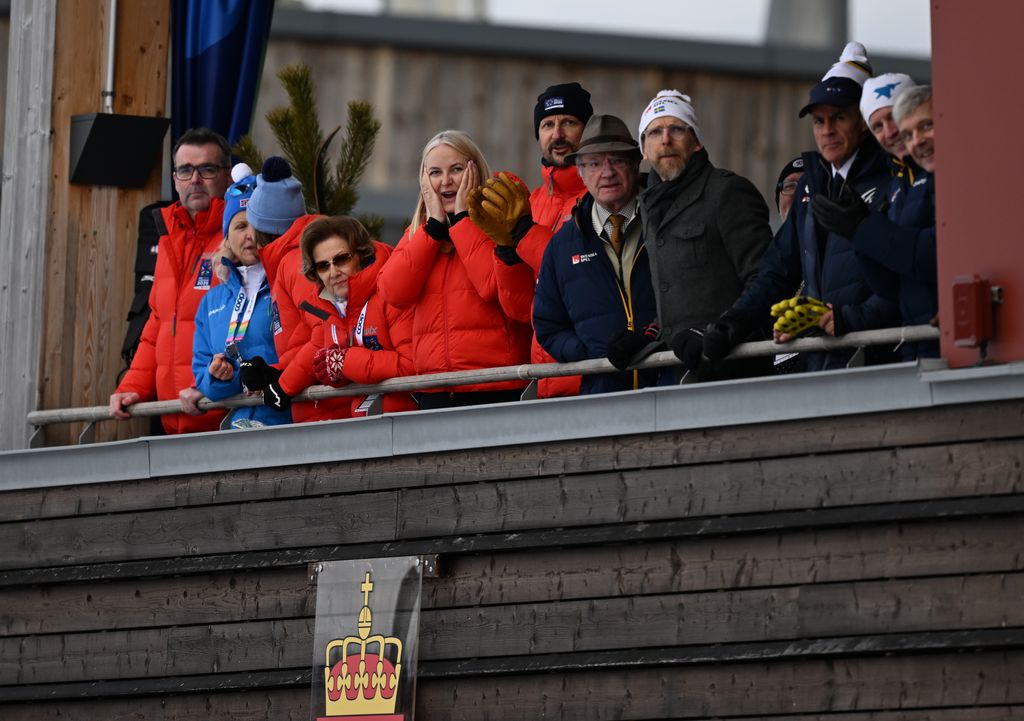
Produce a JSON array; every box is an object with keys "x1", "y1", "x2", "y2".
[
  {"x1": 544, "y1": 97, "x2": 565, "y2": 110},
  {"x1": 572, "y1": 252, "x2": 599, "y2": 265}
]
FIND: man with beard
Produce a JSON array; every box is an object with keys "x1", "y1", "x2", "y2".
[
  {"x1": 606, "y1": 90, "x2": 772, "y2": 380},
  {"x1": 471, "y1": 82, "x2": 593, "y2": 396}
]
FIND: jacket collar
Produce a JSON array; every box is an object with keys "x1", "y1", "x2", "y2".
[
  {"x1": 542, "y1": 162, "x2": 587, "y2": 197},
  {"x1": 640, "y1": 148, "x2": 712, "y2": 229},
  {"x1": 257, "y1": 214, "x2": 320, "y2": 285}
]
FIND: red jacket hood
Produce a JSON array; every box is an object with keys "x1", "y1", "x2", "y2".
[
  {"x1": 345, "y1": 240, "x2": 393, "y2": 310},
  {"x1": 258, "y1": 214, "x2": 321, "y2": 285}
]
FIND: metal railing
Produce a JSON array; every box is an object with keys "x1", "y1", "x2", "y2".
[{"x1": 25, "y1": 325, "x2": 940, "y2": 438}]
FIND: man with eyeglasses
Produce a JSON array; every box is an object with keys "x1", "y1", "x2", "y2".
[
  {"x1": 608, "y1": 90, "x2": 771, "y2": 381},
  {"x1": 533, "y1": 114, "x2": 667, "y2": 394},
  {"x1": 109, "y1": 127, "x2": 232, "y2": 433},
  {"x1": 775, "y1": 158, "x2": 804, "y2": 223}
]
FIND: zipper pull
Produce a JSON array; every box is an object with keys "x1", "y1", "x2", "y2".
[{"x1": 172, "y1": 313, "x2": 176, "y2": 336}]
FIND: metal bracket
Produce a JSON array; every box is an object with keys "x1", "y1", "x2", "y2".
[
  {"x1": 419, "y1": 554, "x2": 441, "y2": 578},
  {"x1": 28, "y1": 426, "x2": 46, "y2": 449},
  {"x1": 77, "y1": 422, "x2": 96, "y2": 445},
  {"x1": 519, "y1": 380, "x2": 538, "y2": 401}
]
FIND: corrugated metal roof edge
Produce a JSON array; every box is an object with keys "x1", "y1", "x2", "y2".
[{"x1": 2, "y1": 360, "x2": 1022, "y2": 491}]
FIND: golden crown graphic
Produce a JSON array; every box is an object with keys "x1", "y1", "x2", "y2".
[{"x1": 322, "y1": 571, "x2": 404, "y2": 719}]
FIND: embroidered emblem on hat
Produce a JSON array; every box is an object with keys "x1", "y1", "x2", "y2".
[
  {"x1": 873, "y1": 82, "x2": 900, "y2": 99},
  {"x1": 545, "y1": 97, "x2": 565, "y2": 110},
  {"x1": 793, "y1": 158, "x2": 804, "y2": 168},
  {"x1": 239, "y1": 198, "x2": 249, "y2": 208}
]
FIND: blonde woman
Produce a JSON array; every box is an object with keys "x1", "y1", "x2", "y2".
[{"x1": 377, "y1": 130, "x2": 530, "y2": 409}]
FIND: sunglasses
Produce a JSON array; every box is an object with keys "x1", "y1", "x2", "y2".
[{"x1": 314, "y1": 252, "x2": 355, "y2": 274}]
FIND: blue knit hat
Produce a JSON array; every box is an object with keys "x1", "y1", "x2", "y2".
[
  {"x1": 222, "y1": 163, "x2": 257, "y2": 238},
  {"x1": 246, "y1": 156, "x2": 305, "y2": 235}
]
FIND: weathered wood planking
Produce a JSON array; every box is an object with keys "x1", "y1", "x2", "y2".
[
  {"x1": 3, "y1": 573, "x2": 1021, "y2": 685},
  {"x1": 4, "y1": 400, "x2": 1021, "y2": 524},
  {"x1": 0, "y1": 438, "x2": 1020, "y2": 571},
  {"x1": 255, "y1": 40, "x2": 815, "y2": 220},
  {"x1": 38, "y1": 0, "x2": 168, "y2": 447},
  {"x1": 1, "y1": 434, "x2": 1021, "y2": 572},
  {"x1": 5, "y1": 513, "x2": 1022, "y2": 636},
  {"x1": 2, "y1": 653, "x2": 1022, "y2": 720}
]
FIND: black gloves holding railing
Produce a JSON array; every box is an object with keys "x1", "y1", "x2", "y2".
[{"x1": 239, "y1": 356, "x2": 291, "y2": 411}]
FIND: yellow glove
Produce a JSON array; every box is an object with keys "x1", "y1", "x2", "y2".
[
  {"x1": 467, "y1": 172, "x2": 531, "y2": 247},
  {"x1": 770, "y1": 295, "x2": 830, "y2": 336}
]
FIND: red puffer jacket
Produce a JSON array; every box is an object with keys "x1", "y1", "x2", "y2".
[
  {"x1": 280, "y1": 241, "x2": 417, "y2": 417},
  {"x1": 494, "y1": 163, "x2": 587, "y2": 398},
  {"x1": 116, "y1": 200, "x2": 226, "y2": 433},
  {"x1": 257, "y1": 214, "x2": 325, "y2": 422},
  {"x1": 377, "y1": 218, "x2": 531, "y2": 393}
]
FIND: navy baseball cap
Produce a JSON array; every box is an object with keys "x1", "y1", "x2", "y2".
[{"x1": 798, "y1": 76, "x2": 864, "y2": 118}]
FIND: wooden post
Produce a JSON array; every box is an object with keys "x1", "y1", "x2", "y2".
[{"x1": 0, "y1": 1, "x2": 57, "y2": 451}]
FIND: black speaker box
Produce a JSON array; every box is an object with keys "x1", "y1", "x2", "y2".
[{"x1": 69, "y1": 113, "x2": 171, "y2": 188}]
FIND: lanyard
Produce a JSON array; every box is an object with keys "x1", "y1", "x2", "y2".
[
  {"x1": 354, "y1": 303, "x2": 369, "y2": 347},
  {"x1": 225, "y1": 286, "x2": 259, "y2": 348}
]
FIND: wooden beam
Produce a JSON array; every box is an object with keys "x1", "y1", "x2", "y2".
[{"x1": 0, "y1": 1, "x2": 56, "y2": 451}]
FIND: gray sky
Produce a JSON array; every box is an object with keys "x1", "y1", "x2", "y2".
[{"x1": 300, "y1": 0, "x2": 931, "y2": 58}]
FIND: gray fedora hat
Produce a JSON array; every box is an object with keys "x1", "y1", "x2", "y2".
[{"x1": 565, "y1": 114, "x2": 641, "y2": 163}]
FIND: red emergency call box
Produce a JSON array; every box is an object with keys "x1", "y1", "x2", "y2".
[{"x1": 952, "y1": 275, "x2": 993, "y2": 348}]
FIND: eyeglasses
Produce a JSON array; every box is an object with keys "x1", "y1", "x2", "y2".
[
  {"x1": 778, "y1": 180, "x2": 800, "y2": 196},
  {"x1": 577, "y1": 155, "x2": 633, "y2": 173},
  {"x1": 314, "y1": 252, "x2": 355, "y2": 274},
  {"x1": 227, "y1": 181, "x2": 257, "y2": 196},
  {"x1": 173, "y1": 163, "x2": 227, "y2": 181},
  {"x1": 645, "y1": 124, "x2": 691, "y2": 142}
]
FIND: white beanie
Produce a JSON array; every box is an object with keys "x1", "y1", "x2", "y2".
[
  {"x1": 822, "y1": 41, "x2": 873, "y2": 86},
  {"x1": 638, "y1": 90, "x2": 705, "y2": 147},
  {"x1": 860, "y1": 73, "x2": 916, "y2": 123}
]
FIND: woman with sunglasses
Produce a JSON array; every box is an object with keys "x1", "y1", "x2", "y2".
[
  {"x1": 376, "y1": 130, "x2": 531, "y2": 409},
  {"x1": 273, "y1": 216, "x2": 416, "y2": 417},
  {"x1": 190, "y1": 166, "x2": 292, "y2": 428}
]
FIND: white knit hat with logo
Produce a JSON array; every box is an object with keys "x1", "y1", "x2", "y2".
[
  {"x1": 860, "y1": 73, "x2": 917, "y2": 123},
  {"x1": 638, "y1": 90, "x2": 705, "y2": 146}
]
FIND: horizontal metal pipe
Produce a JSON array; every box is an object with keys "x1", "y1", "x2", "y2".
[{"x1": 26, "y1": 325, "x2": 939, "y2": 426}]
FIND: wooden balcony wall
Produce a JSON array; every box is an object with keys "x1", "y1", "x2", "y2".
[{"x1": 1, "y1": 397, "x2": 1023, "y2": 719}]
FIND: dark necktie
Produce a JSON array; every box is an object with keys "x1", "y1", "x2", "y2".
[
  {"x1": 608, "y1": 214, "x2": 625, "y2": 257},
  {"x1": 829, "y1": 173, "x2": 845, "y2": 200}
]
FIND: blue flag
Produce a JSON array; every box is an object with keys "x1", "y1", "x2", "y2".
[{"x1": 171, "y1": 0, "x2": 275, "y2": 152}]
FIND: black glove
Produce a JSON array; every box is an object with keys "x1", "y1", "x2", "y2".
[
  {"x1": 811, "y1": 184, "x2": 869, "y2": 238},
  {"x1": 239, "y1": 356, "x2": 280, "y2": 392},
  {"x1": 263, "y1": 379, "x2": 292, "y2": 412},
  {"x1": 669, "y1": 328, "x2": 706, "y2": 374},
  {"x1": 607, "y1": 323, "x2": 661, "y2": 371},
  {"x1": 703, "y1": 311, "x2": 752, "y2": 364}
]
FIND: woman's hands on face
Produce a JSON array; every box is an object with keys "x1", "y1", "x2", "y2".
[
  {"x1": 208, "y1": 353, "x2": 235, "y2": 381},
  {"x1": 454, "y1": 160, "x2": 478, "y2": 215},
  {"x1": 421, "y1": 167, "x2": 446, "y2": 222}
]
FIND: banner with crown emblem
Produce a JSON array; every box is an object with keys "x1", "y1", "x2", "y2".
[{"x1": 311, "y1": 557, "x2": 423, "y2": 721}]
